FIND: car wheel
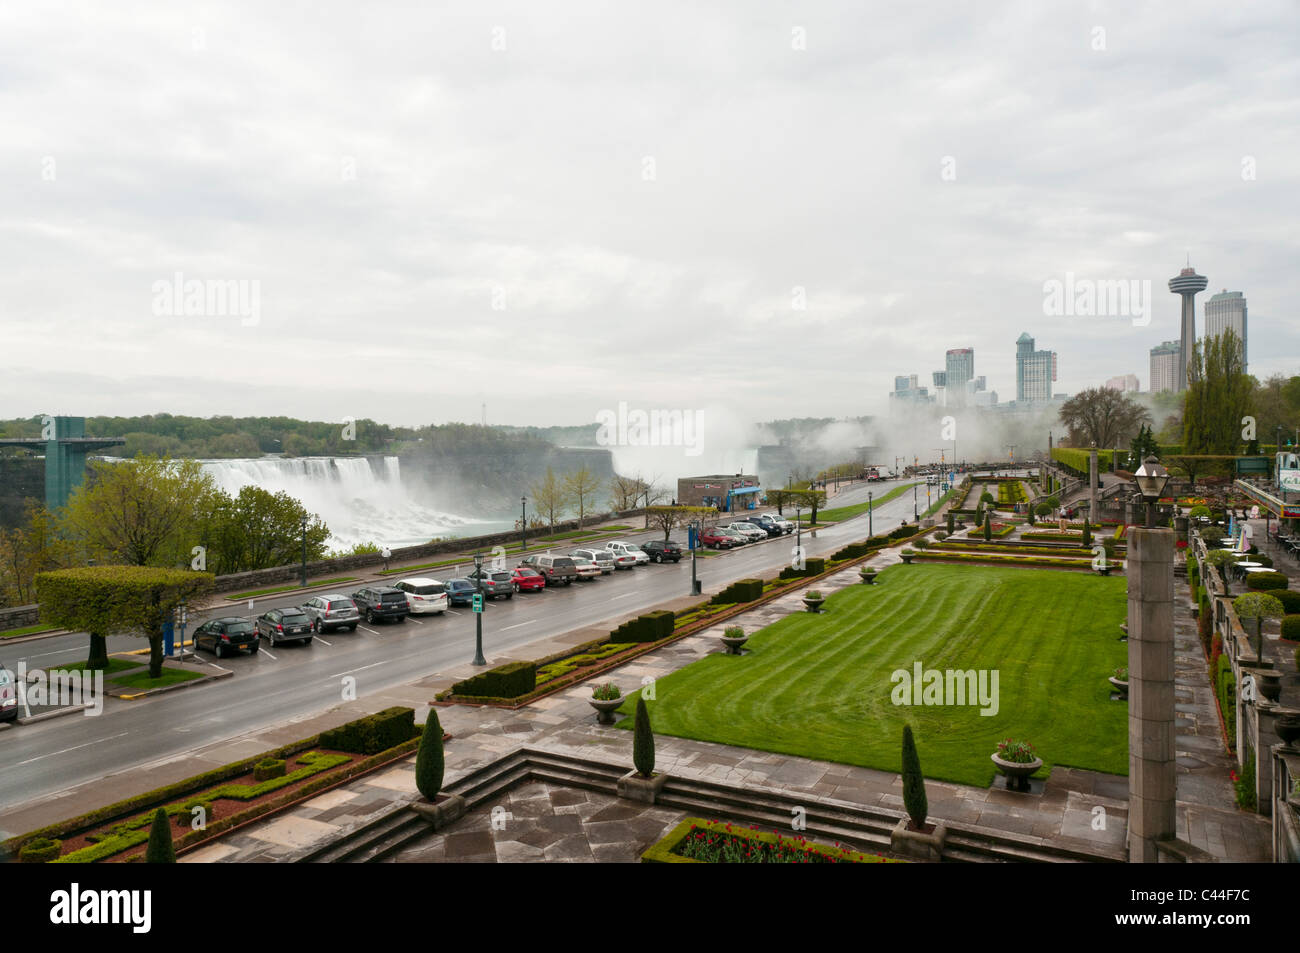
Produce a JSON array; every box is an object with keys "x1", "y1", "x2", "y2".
[
  {"x1": 348, "y1": 624, "x2": 358, "y2": 631},
  {"x1": 366, "y1": 609, "x2": 375, "y2": 623},
  {"x1": 249, "y1": 644, "x2": 259, "y2": 654},
  {"x1": 300, "y1": 638, "x2": 311, "y2": 646},
  {"x1": 215, "y1": 642, "x2": 225, "y2": 659},
  {"x1": 313, "y1": 619, "x2": 322, "y2": 633},
  {"x1": 506, "y1": 592, "x2": 513, "y2": 599}
]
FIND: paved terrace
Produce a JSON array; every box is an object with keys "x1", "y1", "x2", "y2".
[{"x1": 181, "y1": 537, "x2": 1270, "y2": 864}]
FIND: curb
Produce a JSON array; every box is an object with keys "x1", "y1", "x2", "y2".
[
  {"x1": 17, "y1": 704, "x2": 95, "y2": 725},
  {"x1": 0, "y1": 629, "x2": 72, "y2": 647},
  {"x1": 117, "y1": 668, "x2": 233, "y2": 701}
]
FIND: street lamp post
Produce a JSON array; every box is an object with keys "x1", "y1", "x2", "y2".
[
  {"x1": 795, "y1": 506, "x2": 803, "y2": 556},
  {"x1": 472, "y1": 551, "x2": 487, "y2": 666},
  {"x1": 1133, "y1": 456, "x2": 1171, "y2": 529},
  {"x1": 300, "y1": 515, "x2": 308, "y2": 587},
  {"x1": 520, "y1": 496, "x2": 527, "y2": 553},
  {"x1": 913, "y1": 482, "x2": 918, "y2": 521},
  {"x1": 868, "y1": 490, "x2": 873, "y2": 537}
]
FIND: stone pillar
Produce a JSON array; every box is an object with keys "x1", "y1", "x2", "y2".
[
  {"x1": 1088, "y1": 447, "x2": 1098, "y2": 526},
  {"x1": 1128, "y1": 527, "x2": 1176, "y2": 863}
]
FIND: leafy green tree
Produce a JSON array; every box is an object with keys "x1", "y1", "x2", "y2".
[
  {"x1": 36, "y1": 566, "x2": 214, "y2": 675},
  {"x1": 1127, "y1": 424, "x2": 1159, "y2": 470},
  {"x1": 1183, "y1": 329, "x2": 1253, "y2": 455},
  {"x1": 202, "y1": 485, "x2": 329, "y2": 574},
  {"x1": 0, "y1": 503, "x2": 74, "y2": 606},
  {"x1": 901, "y1": 725, "x2": 928, "y2": 829},
  {"x1": 415, "y1": 709, "x2": 445, "y2": 800},
  {"x1": 633, "y1": 697, "x2": 655, "y2": 778},
  {"x1": 145, "y1": 808, "x2": 176, "y2": 863}
]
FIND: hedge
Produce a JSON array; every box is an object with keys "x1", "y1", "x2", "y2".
[
  {"x1": 1273, "y1": 590, "x2": 1300, "y2": 614},
  {"x1": 1281, "y1": 615, "x2": 1300, "y2": 642},
  {"x1": 450, "y1": 663, "x2": 537, "y2": 700},
  {"x1": 318, "y1": 706, "x2": 419, "y2": 754},
  {"x1": 536, "y1": 642, "x2": 637, "y2": 685},
  {"x1": 1216, "y1": 655, "x2": 1236, "y2": 748},
  {"x1": 641, "y1": 818, "x2": 900, "y2": 864},
  {"x1": 914, "y1": 553, "x2": 1096, "y2": 569},
  {"x1": 710, "y1": 578, "x2": 763, "y2": 605},
  {"x1": 610, "y1": 610, "x2": 676, "y2": 643},
  {"x1": 19, "y1": 837, "x2": 61, "y2": 863},
  {"x1": 1245, "y1": 572, "x2": 1288, "y2": 592},
  {"x1": 778, "y1": 557, "x2": 827, "y2": 580},
  {"x1": 253, "y1": 759, "x2": 286, "y2": 782}
]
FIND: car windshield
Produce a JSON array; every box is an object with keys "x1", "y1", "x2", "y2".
[
  {"x1": 552, "y1": 558, "x2": 575, "y2": 568},
  {"x1": 327, "y1": 600, "x2": 353, "y2": 609},
  {"x1": 490, "y1": 572, "x2": 511, "y2": 582},
  {"x1": 227, "y1": 623, "x2": 254, "y2": 634},
  {"x1": 281, "y1": 612, "x2": 309, "y2": 624},
  {"x1": 516, "y1": 568, "x2": 538, "y2": 576},
  {"x1": 449, "y1": 581, "x2": 472, "y2": 590},
  {"x1": 410, "y1": 584, "x2": 446, "y2": 595},
  {"x1": 381, "y1": 592, "x2": 407, "y2": 603}
]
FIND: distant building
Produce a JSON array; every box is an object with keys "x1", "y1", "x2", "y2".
[
  {"x1": 1149, "y1": 340, "x2": 1181, "y2": 393},
  {"x1": 1169, "y1": 265, "x2": 1208, "y2": 392},
  {"x1": 677, "y1": 474, "x2": 761, "y2": 512},
  {"x1": 945, "y1": 349, "x2": 974, "y2": 406},
  {"x1": 889, "y1": 373, "x2": 930, "y2": 409},
  {"x1": 931, "y1": 370, "x2": 947, "y2": 388},
  {"x1": 1204, "y1": 289, "x2": 1247, "y2": 373},
  {"x1": 1015, "y1": 333, "x2": 1057, "y2": 402},
  {"x1": 1105, "y1": 374, "x2": 1140, "y2": 392}
]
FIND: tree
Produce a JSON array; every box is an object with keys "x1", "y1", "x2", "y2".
[
  {"x1": 61, "y1": 455, "x2": 216, "y2": 567},
  {"x1": 1081, "y1": 519, "x2": 1091, "y2": 547},
  {"x1": 1183, "y1": 328, "x2": 1253, "y2": 455},
  {"x1": 1058, "y1": 388, "x2": 1152, "y2": 450},
  {"x1": 633, "y1": 697, "x2": 655, "y2": 778},
  {"x1": 645, "y1": 505, "x2": 714, "y2": 541},
  {"x1": 786, "y1": 489, "x2": 827, "y2": 526},
  {"x1": 1127, "y1": 424, "x2": 1159, "y2": 470},
  {"x1": 145, "y1": 808, "x2": 176, "y2": 863},
  {"x1": 36, "y1": 566, "x2": 214, "y2": 675},
  {"x1": 528, "y1": 467, "x2": 572, "y2": 535},
  {"x1": 0, "y1": 503, "x2": 74, "y2": 606},
  {"x1": 609, "y1": 473, "x2": 647, "y2": 512},
  {"x1": 983, "y1": 512, "x2": 992, "y2": 541},
  {"x1": 415, "y1": 708, "x2": 445, "y2": 800},
  {"x1": 901, "y1": 725, "x2": 928, "y2": 829},
  {"x1": 563, "y1": 464, "x2": 603, "y2": 529},
  {"x1": 201, "y1": 485, "x2": 329, "y2": 574}
]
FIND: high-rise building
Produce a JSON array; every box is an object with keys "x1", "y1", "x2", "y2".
[
  {"x1": 1204, "y1": 289, "x2": 1247, "y2": 373},
  {"x1": 889, "y1": 374, "x2": 930, "y2": 409},
  {"x1": 1149, "y1": 341, "x2": 1181, "y2": 393},
  {"x1": 1105, "y1": 374, "x2": 1140, "y2": 392},
  {"x1": 945, "y1": 348, "x2": 974, "y2": 406},
  {"x1": 1015, "y1": 333, "x2": 1056, "y2": 402},
  {"x1": 1169, "y1": 265, "x2": 1208, "y2": 391}
]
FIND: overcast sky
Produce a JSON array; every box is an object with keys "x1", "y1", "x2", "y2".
[{"x1": 2, "y1": 0, "x2": 1297, "y2": 430}]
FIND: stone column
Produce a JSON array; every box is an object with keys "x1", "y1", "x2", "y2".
[{"x1": 1128, "y1": 527, "x2": 1176, "y2": 863}]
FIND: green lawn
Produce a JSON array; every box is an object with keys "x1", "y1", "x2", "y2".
[
  {"x1": 618, "y1": 564, "x2": 1127, "y2": 787},
  {"x1": 48, "y1": 658, "x2": 145, "y2": 677},
  {"x1": 114, "y1": 667, "x2": 208, "y2": 691},
  {"x1": 0, "y1": 623, "x2": 57, "y2": 639},
  {"x1": 225, "y1": 577, "x2": 358, "y2": 600}
]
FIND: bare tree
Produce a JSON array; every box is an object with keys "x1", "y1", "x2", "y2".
[
  {"x1": 646, "y1": 505, "x2": 715, "y2": 541},
  {"x1": 609, "y1": 473, "x2": 645, "y2": 512},
  {"x1": 529, "y1": 467, "x2": 572, "y2": 536},
  {"x1": 563, "y1": 464, "x2": 603, "y2": 529},
  {"x1": 1058, "y1": 388, "x2": 1152, "y2": 450}
]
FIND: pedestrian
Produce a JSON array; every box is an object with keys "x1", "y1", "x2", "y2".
[{"x1": 382, "y1": 545, "x2": 391, "y2": 573}]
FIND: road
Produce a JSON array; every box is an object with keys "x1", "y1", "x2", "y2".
[{"x1": 0, "y1": 482, "x2": 918, "y2": 826}]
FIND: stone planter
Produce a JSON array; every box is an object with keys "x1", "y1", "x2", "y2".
[
  {"x1": 1258, "y1": 672, "x2": 1283, "y2": 704},
  {"x1": 900, "y1": 554, "x2": 914, "y2": 565},
  {"x1": 858, "y1": 570, "x2": 878, "y2": 585},
  {"x1": 589, "y1": 695, "x2": 625, "y2": 725},
  {"x1": 991, "y1": 754, "x2": 1043, "y2": 792},
  {"x1": 802, "y1": 597, "x2": 825, "y2": 613},
  {"x1": 1108, "y1": 676, "x2": 1129, "y2": 699},
  {"x1": 617, "y1": 769, "x2": 668, "y2": 805},
  {"x1": 719, "y1": 635, "x2": 749, "y2": 655},
  {"x1": 889, "y1": 818, "x2": 947, "y2": 861},
  {"x1": 410, "y1": 793, "x2": 467, "y2": 831},
  {"x1": 1275, "y1": 716, "x2": 1300, "y2": 747}
]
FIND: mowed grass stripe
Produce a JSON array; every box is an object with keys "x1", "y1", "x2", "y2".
[{"x1": 620, "y1": 564, "x2": 1126, "y2": 787}]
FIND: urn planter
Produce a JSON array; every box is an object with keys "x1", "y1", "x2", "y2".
[
  {"x1": 1258, "y1": 672, "x2": 1283, "y2": 704},
  {"x1": 1275, "y1": 715, "x2": 1300, "y2": 747},
  {"x1": 900, "y1": 554, "x2": 915, "y2": 565},
  {"x1": 719, "y1": 634, "x2": 749, "y2": 655},
  {"x1": 858, "y1": 569, "x2": 878, "y2": 585},
  {"x1": 1108, "y1": 676, "x2": 1129, "y2": 699},
  {"x1": 589, "y1": 695, "x2": 625, "y2": 725},
  {"x1": 410, "y1": 793, "x2": 467, "y2": 831},
  {"x1": 990, "y1": 754, "x2": 1043, "y2": 792}
]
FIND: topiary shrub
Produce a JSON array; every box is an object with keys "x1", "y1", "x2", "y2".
[
  {"x1": 1081, "y1": 521, "x2": 1091, "y2": 547},
  {"x1": 145, "y1": 807, "x2": 176, "y2": 863},
  {"x1": 901, "y1": 724, "x2": 927, "y2": 829},
  {"x1": 710, "y1": 578, "x2": 763, "y2": 605},
  {"x1": 1281, "y1": 615, "x2": 1300, "y2": 642},
  {"x1": 1034, "y1": 502, "x2": 1053, "y2": 517},
  {"x1": 451, "y1": 663, "x2": 537, "y2": 699},
  {"x1": 318, "y1": 706, "x2": 419, "y2": 753},
  {"x1": 610, "y1": 610, "x2": 677, "y2": 642},
  {"x1": 947, "y1": 512, "x2": 955, "y2": 534},
  {"x1": 1245, "y1": 572, "x2": 1288, "y2": 592},
  {"x1": 415, "y1": 709, "x2": 445, "y2": 800},
  {"x1": 983, "y1": 514, "x2": 992, "y2": 541},
  {"x1": 633, "y1": 697, "x2": 654, "y2": 778},
  {"x1": 19, "y1": 837, "x2": 62, "y2": 863},
  {"x1": 1274, "y1": 590, "x2": 1300, "y2": 614},
  {"x1": 253, "y1": 758, "x2": 286, "y2": 782},
  {"x1": 979, "y1": 492, "x2": 995, "y2": 505}
]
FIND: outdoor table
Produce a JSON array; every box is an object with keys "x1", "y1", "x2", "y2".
[{"x1": 1234, "y1": 561, "x2": 1263, "y2": 580}]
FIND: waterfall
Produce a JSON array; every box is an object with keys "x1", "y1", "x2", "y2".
[{"x1": 198, "y1": 455, "x2": 497, "y2": 551}]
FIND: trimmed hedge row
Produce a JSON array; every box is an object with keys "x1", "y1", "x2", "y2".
[
  {"x1": 450, "y1": 663, "x2": 537, "y2": 700},
  {"x1": 914, "y1": 553, "x2": 1097, "y2": 569},
  {"x1": 710, "y1": 578, "x2": 763, "y2": 605},
  {"x1": 1281, "y1": 615, "x2": 1300, "y2": 641},
  {"x1": 778, "y1": 557, "x2": 827, "y2": 580},
  {"x1": 1273, "y1": 590, "x2": 1300, "y2": 614},
  {"x1": 611, "y1": 610, "x2": 676, "y2": 643},
  {"x1": 318, "y1": 706, "x2": 419, "y2": 754},
  {"x1": 1245, "y1": 572, "x2": 1288, "y2": 592},
  {"x1": 536, "y1": 642, "x2": 637, "y2": 685}
]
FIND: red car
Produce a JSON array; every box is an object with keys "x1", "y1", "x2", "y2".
[
  {"x1": 511, "y1": 567, "x2": 547, "y2": 592},
  {"x1": 700, "y1": 528, "x2": 736, "y2": 549}
]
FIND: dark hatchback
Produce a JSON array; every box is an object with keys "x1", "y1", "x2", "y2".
[
  {"x1": 194, "y1": 617, "x2": 260, "y2": 658},
  {"x1": 256, "y1": 607, "x2": 314, "y2": 646},
  {"x1": 642, "y1": 540, "x2": 684, "y2": 563},
  {"x1": 351, "y1": 586, "x2": 410, "y2": 623}
]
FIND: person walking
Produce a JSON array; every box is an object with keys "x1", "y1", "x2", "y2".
[{"x1": 382, "y1": 545, "x2": 391, "y2": 573}]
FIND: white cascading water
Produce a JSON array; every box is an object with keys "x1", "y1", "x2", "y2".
[{"x1": 199, "y1": 456, "x2": 501, "y2": 551}]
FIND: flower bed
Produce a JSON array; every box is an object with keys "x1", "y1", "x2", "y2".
[
  {"x1": 966, "y1": 522, "x2": 1015, "y2": 539},
  {"x1": 914, "y1": 552, "x2": 1101, "y2": 570},
  {"x1": 642, "y1": 818, "x2": 901, "y2": 864}
]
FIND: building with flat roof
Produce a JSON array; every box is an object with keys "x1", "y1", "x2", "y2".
[
  {"x1": 1105, "y1": 373, "x2": 1140, "y2": 392},
  {"x1": 1015, "y1": 333, "x2": 1057, "y2": 402},
  {"x1": 1149, "y1": 340, "x2": 1180, "y2": 393},
  {"x1": 1204, "y1": 289, "x2": 1247, "y2": 373},
  {"x1": 676, "y1": 474, "x2": 761, "y2": 512}
]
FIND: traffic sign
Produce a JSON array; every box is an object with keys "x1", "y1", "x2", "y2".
[{"x1": 472, "y1": 593, "x2": 484, "y2": 613}]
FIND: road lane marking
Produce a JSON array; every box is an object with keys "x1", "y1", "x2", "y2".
[
  {"x1": 405, "y1": 616, "x2": 424, "y2": 624},
  {"x1": 610, "y1": 593, "x2": 635, "y2": 600},
  {"x1": 500, "y1": 619, "x2": 536, "y2": 631},
  {"x1": 313, "y1": 636, "x2": 332, "y2": 646},
  {"x1": 258, "y1": 646, "x2": 278, "y2": 661},
  {"x1": 27, "y1": 648, "x2": 82, "y2": 659},
  {"x1": 328, "y1": 661, "x2": 387, "y2": 679},
  {"x1": 358, "y1": 625, "x2": 382, "y2": 635},
  {"x1": 16, "y1": 732, "x2": 130, "y2": 767}
]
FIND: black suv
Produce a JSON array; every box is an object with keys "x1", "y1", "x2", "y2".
[
  {"x1": 194, "y1": 617, "x2": 259, "y2": 658},
  {"x1": 351, "y1": 586, "x2": 410, "y2": 623},
  {"x1": 256, "y1": 607, "x2": 315, "y2": 646},
  {"x1": 642, "y1": 540, "x2": 684, "y2": 563}
]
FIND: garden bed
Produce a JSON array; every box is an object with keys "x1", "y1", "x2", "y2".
[{"x1": 642, "y1": 818, "x2": 901, "y2": 863}]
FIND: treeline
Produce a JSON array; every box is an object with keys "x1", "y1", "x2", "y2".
[{"x1": 0, "y1": 456, "x2": 331, "y2": 607}]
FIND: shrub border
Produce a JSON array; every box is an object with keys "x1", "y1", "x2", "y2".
[{"x1": 641, "y1": 817, "x2": 899, "y2": 864}]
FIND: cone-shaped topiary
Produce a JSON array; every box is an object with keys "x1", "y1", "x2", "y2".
[
  {"x1": 983, "y1": 513, "x2": 992, "y2": 541},
  {"x1": 415, "y1": 708, "x2": 445, "y2": 801},
  {"x1": 1081, "y1": 520, "x2": 1091, "y2": 547},
  {"x1": 633, "y1": 696, "x2": 655, "y2": 778},
  {"x1": 901, "y1": 725, "x2": 927, "y2": 829},
  {"x1": 145, "y1": 807, "x2": 176, "y2": 863},
  {"x1": 946, "y1": 512, "x2": 955, "y2": 534}
]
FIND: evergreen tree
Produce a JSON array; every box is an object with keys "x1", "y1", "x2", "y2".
[
  {"x1": 633, "y1": 697, "x2": 655, "y2": 778},
  {"x1": 415, "y1": 709, "x2": 445, "y2": 800},
  {"x1": 145, "y1": 807, "x2": 176, "y2": 863},
  {"x1": 901, "y1": 725, "x2": 928, "y2": 829},
  {"x1": 983, "y1": 512, "x2": 992, "y2": 541}
]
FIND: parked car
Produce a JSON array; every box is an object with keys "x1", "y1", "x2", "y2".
[
  {"x1": 466, "y1": 568, "x2": 516, "y2": 599},
  {"x1": 350, "y1": 586, "x2": 410, "y2": 623},
  {"x1": 641, "y1": 539, "x2": 683, "y2": 562},
  {"x1": 301, "y1": 593, "x2": 360, "y2": 633},
  {"x1": 393, "y1": 577, "x2": 449, "y2": 614},
  {"x1": 519, "y1": 553, "x2": 579, "y2": 586},
  {"x1": 764, "y1": 514, "x2": 795, "y2": 534},
  {"x1": 570, "y1": 556, "x2": 603, "y2": 580},
  {"x1": 444, "y1": 578, "x2": 478, "y2": 606},
  {"x1": 193, "y1": 617, "x2": 259, "y2": 658},
  {"x1": 744, "y1": 515, "x2": 784, "y2": 537},
  {"x1": 716, "y1": 526, "x2": 751, "y2": 545},
  {"x1": 606, "y1": 541, "x2": 649, "y2": 565},
  {"x1": 0, "y1": 663, "x2": 17, "y2": 723},
  {"x1": 511, "y1": 567, "x2": 546, "y2": 592},
  {"x1": 570, "y1": 548, "x2": 616, "y2": 574},
  {"x1": 256, "y1": 607, "x2": 314, "y2": 646},
  {"x1": 726, "y1": 522, "x2": 767, "y2": 543},
  {"x1": 700, "y1": 527, "x2": 737, "y2": 549}
]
